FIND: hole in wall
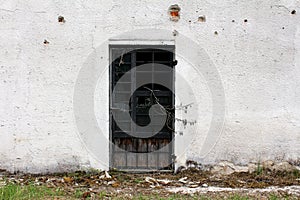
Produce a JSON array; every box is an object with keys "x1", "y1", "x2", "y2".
[
  {"x1": 58, "y1": 16, "x2": 65, "y2": 23},
  {"x1": 43, "y1": 39, "x2": 49, "y2": 45},
  {"x1": 172, "y1": 30, "x2": 178, "y2": 36},
  {"x1": 168, "y1": 4, "x2": 180, "y2": 21},
  {"x1": 291, "y1": 10, "x2": 296, "y2": 15},
  {"x1": 198, "y1": 15, "x2": 206, "y2": 22}
]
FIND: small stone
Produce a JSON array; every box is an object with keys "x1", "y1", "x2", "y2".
[
  {"x1": 262, "y1": 160, "x2": 274, "y2": 170},
  {"x1": 272, "y1": 161, "x2": 295, "y2": 172},
  {"x1": 248, "y1": 163, "x2": 257, "y2": 174},
  {"x1": 211, "y1": 161, "x2": 235, "y2": 175},
  {"x1": 234, "y1": 166, "x2": 249, "y2": 173}
]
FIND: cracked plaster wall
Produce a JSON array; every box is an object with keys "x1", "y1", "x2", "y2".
[{"x1": 0, "y1": 0, "x2": 299, "y2": 173}]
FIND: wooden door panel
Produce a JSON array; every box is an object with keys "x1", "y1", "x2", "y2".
[{"x1": 110, "y1": 46, "x2": 175, "y2": 171}]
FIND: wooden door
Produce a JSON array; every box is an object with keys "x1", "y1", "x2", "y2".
[{"x1": 110, "y1": 45, "x2": 175, "y2": 171}]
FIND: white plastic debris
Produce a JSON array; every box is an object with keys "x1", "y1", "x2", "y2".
[
  {"x1": 157, "y1": 179, "x2": 172, "y2": 185},
  {"x1": 145, "y1": 177, "x2": 158, "y2": 184},
  {"x1": 100, "y1": 171, "x2": 112, "y2": 179},
  {"x1": 105, "y1": 171, "x2": 112, "y2": 179},
  {"x1": 178, "y1": 177, "x2": 188, "y2": 184},
  {"x1": 202, "y1": 183, "x2": 208, "y2": 187}
]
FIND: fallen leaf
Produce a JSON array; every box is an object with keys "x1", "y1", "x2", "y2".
[
  {"x1": 63, "y1": 177, "x2": 73, "y2": 184},
  {"x1": 112, "y1": 182, "x2": 120, "y2": 187},
  {"x1": 82, "y1": 191, "x2": 91, "y2": 199}
]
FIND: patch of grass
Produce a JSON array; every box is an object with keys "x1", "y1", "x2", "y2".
[
  {"x1": 269, "y1": 194, "x2": 280, "y2": 200},
  {"x1": 0, "y1": 183, "x2": 66, "y2": 200},
  {"x1": 115, "y1": 173, "x2": 131, "y2": 182},
  {"x1": 98, "y1": 191, "x2": 107, "y2": 199},
  {"x1": 268, "y1": 193, "x2": 293, "y2": 200},
  {"x1": 74, "y1": 188, "x2": 84, "y2": 198},
  {"x1": 228, "y1": 194, "x2": 250, "y2": 200},
  {"x1": 255, "y1": 161, "x2": 263, "y2": 176},
  {"x1": 292, "y1": 169, "x2": 300, "y2": 178},
  {"x1": 133, "y1": 178, "x2": 143, "y2": 183}
]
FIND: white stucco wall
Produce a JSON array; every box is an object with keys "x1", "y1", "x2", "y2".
[{"x1": 0, "y1": 0, "x2": 299, "y2": 173}]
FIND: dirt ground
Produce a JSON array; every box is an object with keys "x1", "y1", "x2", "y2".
[{"x1": 1, "y1": 168, "x2": 300, "y2": 199}]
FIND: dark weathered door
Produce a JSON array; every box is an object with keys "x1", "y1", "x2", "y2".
[{"x1": 110, "y1": 45, "x2": 175, "y2": 171}]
